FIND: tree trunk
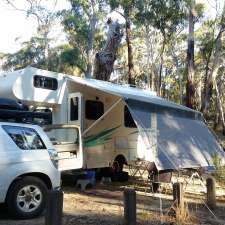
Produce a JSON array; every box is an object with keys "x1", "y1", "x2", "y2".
[
  {"x1": 214, "y1": 86, "x2": 220, "y2": 130},
  {"x1": 214, "y1": 80, "x2": 225, "y2": 135},
  {"x1": 44, "y1": 29, "x2": 50, "y2": 69},
  {"x1": 158, "y1": 37, "x2": 166, "y2": 96},
  {"x1": 126, "y1": 18, "x2": 135, "y2": 85},
  {"x1": 171, "y1": 50, "x2": 182, "y2": 104},
  {"x1": 196, "y1": 77, "x2": 202, "y2": 111},
  {"x1": 93, "y1": 19, "x2": 123, "y2": 81},
  {"x1": 201, "y1": 54, "x2": 212, "y2": 115},
  {"x1": 202, "y1": 31, "x2": 225, "y2": 114},
  {"x1": 161, "y1": 67, "x2": 167, "y2": 98},
  {"x1": 201, "y1": 4, "x2": 225, "y2": 114},
  {"x1": 145, "y1": 25, "x2": 151, "y2": 90},
  {"x1": 144, "y1": 26, "x2": 157, "y2": 92},
  {"x1": 85, "y1": 3, "x2": 97, "y2": 78},
  {"x1": 186, "y1": 0, "x2": 195, "y2": 109}
]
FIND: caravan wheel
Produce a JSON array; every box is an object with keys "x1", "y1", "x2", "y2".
[
  {"x1": 151, "y1": 182, "x2": 160, "y2": 193},
  {"x1": 112, "y1": 160, "x2": 123, "y2": 173},
  {"x1": 112, "y1": 155, "x2": 127, "y2": 173}
]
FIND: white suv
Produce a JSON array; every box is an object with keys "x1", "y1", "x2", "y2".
[{"x1": 0, "y1": 122, "x2": 60, "y2": 219}]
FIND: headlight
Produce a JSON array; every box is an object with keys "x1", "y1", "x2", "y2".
[{"x1": 48, "y1": 149, "x2": 58, "y2": 169}]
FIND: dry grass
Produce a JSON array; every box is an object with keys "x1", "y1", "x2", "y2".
[
  {"x1": 1, "y1": 179, "x2": 225, "y2": 225},
  {"x1": 138, "y1": 210, "x2": 174, "y2": 225},
  {"x1": 173, "y1": 203, "x2": 198, "y2": 225}
]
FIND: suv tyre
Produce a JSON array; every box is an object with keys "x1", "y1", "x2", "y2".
[{"x1": 6, "y1": 176, "x2": 48, "y2": 219}]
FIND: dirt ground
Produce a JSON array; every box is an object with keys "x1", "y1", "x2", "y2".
[{"x1": 1, "y1": 176, "x2": 225, "y2": 225}]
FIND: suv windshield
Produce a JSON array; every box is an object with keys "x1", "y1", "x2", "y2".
[{"x1": 2, "y1": 125, "x2": 46, "y2": 150}]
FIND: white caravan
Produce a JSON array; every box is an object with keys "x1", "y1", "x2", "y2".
[{"x1": 0, "y1": 67, "x2": 224, "y2": 178}]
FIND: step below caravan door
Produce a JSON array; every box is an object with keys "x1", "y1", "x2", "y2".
[
  {"x1": 68, "y1": 93, "x2": 83, "y2": 130},
  {"x1": 45, "y1": 125, "x2": 83, "y2": 171}
]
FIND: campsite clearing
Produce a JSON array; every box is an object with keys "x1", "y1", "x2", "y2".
[{"x1": 1, "y1": 177, "x2": 225, "y2": 225}]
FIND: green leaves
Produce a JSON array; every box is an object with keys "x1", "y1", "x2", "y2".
[
  {"x1": 135, "y1": 0, "x2": 186, "y2": 38},
  {"x1": 60, "y1": 45, "x2": 86, "y2": 72},
  {"x1": 2, "y1": 37, "x2": 46, "y2": 71},
  {"x1": 59, "y1": 0, "x2": 108, "y2": 76}
]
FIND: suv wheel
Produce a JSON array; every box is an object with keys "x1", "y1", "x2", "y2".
[{"x1": 6, "y1": 176, "x2": 48, "y2": 219}]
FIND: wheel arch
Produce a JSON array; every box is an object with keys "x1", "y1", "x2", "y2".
[
  {"x1": 5, "y1": 172, "x2": 52, "y2": 201},
  {"x1": 114, "y1": 154, "x2": 128, "y2": 165}
]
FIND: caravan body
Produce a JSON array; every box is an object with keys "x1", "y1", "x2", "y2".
[{"x1": 0, "y1": 67, "x2": 224, "y2": 173}]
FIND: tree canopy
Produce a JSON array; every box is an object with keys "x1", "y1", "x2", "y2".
[{"x1": 1, "y1": 0, "x2": 225, "y2": 134}]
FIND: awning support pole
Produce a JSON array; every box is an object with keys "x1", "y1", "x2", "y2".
[{"x1": 82, "y1": 98, "x2": 122, "y2": 137}]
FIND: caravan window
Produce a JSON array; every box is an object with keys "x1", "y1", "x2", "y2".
[
  {"x1": 34, "y1": 75, "x2": 58, "y2": 90},
  {"x1": 124, "y1": 106, "x2": 137, "y2": 128},
  {"x1": 85, "y1": 100, "x2": 104, "y2": 120},
  {"x1": 47, "y1": 127, "x2": 79, "y2": 145}
]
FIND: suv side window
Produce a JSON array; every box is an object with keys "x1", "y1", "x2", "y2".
[{"x1": 2, "y1": 125, "x2": 46, "y2": 150}]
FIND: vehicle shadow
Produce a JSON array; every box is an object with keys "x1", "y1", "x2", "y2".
[
  {"x1": 0, "y1": 204, "x2": 9, "y2": 219},
  {"x1": 0, "y1": 204, "x2": 44, "y2": 225}
]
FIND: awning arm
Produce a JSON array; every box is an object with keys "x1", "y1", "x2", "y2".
[{"x1": 82, "y1": 98, "x2": 122, "y2": 137}]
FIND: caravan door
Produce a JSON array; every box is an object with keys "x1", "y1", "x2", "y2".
[
  {"x1": 68, "y1": 93, "x2": 83, "y2": 130},
  {"x1": 45, "y1": 125, "x2": 83, "y2": 171}
]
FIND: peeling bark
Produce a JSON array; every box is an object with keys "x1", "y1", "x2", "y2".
[
  {"x1": 93, "y1": 19, "x2": 123, "y2": 81},
  {"x1": 126, "y1": 19, "x2": 134, "y2": 85}
]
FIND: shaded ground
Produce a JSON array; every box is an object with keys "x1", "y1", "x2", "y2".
[{"x1": 1, "y1": 178, "x2": 225, "y2": 225}]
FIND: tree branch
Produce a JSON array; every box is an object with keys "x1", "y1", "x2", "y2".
[{"x1": 114, "y1": 10, "x2": 125, "y2": 19}]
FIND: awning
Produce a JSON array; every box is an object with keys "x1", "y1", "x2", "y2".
[
  {"x1": 66, "y1": 75, "x2": 199, "y2": 116},
  {"x1": 126, "y1": 99, "x2": 225, "y2": 171}
]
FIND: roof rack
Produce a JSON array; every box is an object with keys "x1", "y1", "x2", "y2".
[
  {"x1": 0, "y1": 98, "x2": 52, "y2": 125},
  {"x1": 0, "y1": 98, "x2": 28, "y2": 111}
]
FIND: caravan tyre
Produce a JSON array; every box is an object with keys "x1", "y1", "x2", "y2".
[
  {"x1": 6, "y1": 176, "x2": 47, "y2": 219},
  {"x1": 112, "y1": 161, "x2": 123, "y2": 173},
  {"x1": 151, "y1": 182, "x2": 160, "y2": 193}
]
